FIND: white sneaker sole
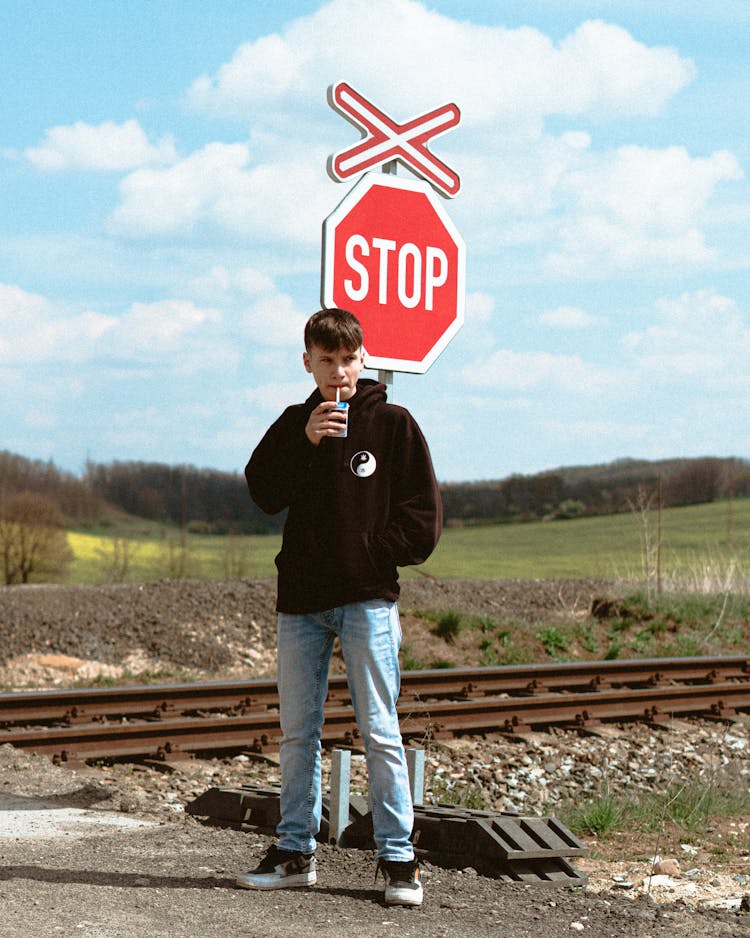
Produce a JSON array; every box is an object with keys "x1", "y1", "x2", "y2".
[
  {"x1": 235, "y1": 871, "x2": 317, "y2": 890},
  {"x1": 385, "y1": 886, "x2": 423, "y2": 907}
]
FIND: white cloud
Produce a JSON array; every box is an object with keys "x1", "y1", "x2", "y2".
[
  {"x1": 0, "y1": 282, "x2": 49, "y2": 324},
  {"x1": 109, "y1": 142, "x2": 250, "y2": 235},
  {"x1": 104, "y1": 400, "x2": 222, "y2": 453},
  {"x1": 184, "y1": 264, "x2": 309, "y2": 350},
  {"x1": 104, "y1": 405, "x2": 171, "y2": 452},
  {"x1": 111, "y1": 299, "x2": 222, "y2": 359},
  {"x1": 460, "y1": 289, "x2": 750, "y2": 434},
  {"x1": 555, "y1": 19, "x2": 693, "y2": 118},
  {"x1": 209, "y1": 155, "x2": 331, "y2": 243},
  {"x1": 463, "y1": 348, "x2": 612, "y2": 393},
  {"x1": 0, "y1": 282, "x2": 114, "y2": 365},
  {"x1": 95, "y1": 298, "x2": 238, "y2": 377},
  {"x1": 623, "y1": 290, "x2": 750, "y2": 384},
  {"x1": 109, "y1": 143, "x2": 331, "y2": 244},
  {"x1": 240, "y1": 292, "x2": 308, "y2": 348},
  {"x1": 187, "y1": 2, "x2": 692, "y2": 129},
  {"x1": 540, "y1": 417, "x2": 654, "y2": 444},
  {"x1": 188, "y1": 33, "x2": 301, "y2": 113},
  {"x1": 566, "y1": 146, "x2": 741, "y2": 231},
  {"x1": 188, "y1": 265, "x2": 276, "y2": 301},
  {"x1": 453, "y1": 127, "x2": 741, "y2": 280},
  {"x1": 0, "y1": 283, "x2": 238, "y2": 375},
  {"x1": 544, "y1": 145, "x2": 742, "y2": 275},
  {"x1": 466, "y1": 292, "x2": 494, "y2": 323},
  {"x1": 104, "y1": 0, "x2": 715, "y2": 270},
  {"x1": 560, "y1": 131, "x2": 591, "y2": 151},
  {"x1": 243, "y1": 380, "x2": 314, "y2": 413},
  {"x1": 25, "y1": 119, "x2": 177, "y2": 172},
  {"x1": 537, "y1": 305, "x2": 598, "y2": 328}
]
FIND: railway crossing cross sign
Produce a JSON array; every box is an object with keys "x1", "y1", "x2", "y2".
[
  {"x1": 321, "y1": 171, "x2": 466, "y2": 374},
  {"x1": 327, "y1": 80, "x2": 461, "y2": 199}
]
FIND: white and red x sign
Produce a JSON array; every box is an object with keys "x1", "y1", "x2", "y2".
[{"x1": 326, "y1": 81, "x2": 461, "y2": 199}]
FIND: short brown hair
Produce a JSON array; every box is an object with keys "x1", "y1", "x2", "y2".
[{"x1": 304, "y1": 308, "x2": 363, "y2": 352}]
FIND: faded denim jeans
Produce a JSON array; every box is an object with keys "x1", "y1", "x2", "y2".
[{"x1": 275, "y1": 600, "x2": 414, "y2": 861}]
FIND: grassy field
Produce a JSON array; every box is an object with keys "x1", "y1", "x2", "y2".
[
  {"x1": 425, "y1": 497, "x2": 749, "y2": 584},
  {"x1": 65, "y1": 497, "x2": 750, "y2": 589},
  {"x1": 66, "y1": 529, "x2": 281, "y2": 584}
]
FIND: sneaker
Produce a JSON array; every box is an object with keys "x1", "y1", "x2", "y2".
[
  {"x1": 236, "y1": 844, "x2": 317, "y2": 890},
  {"x1": 376, "y1": 857, "x2": 423, "y2": 907}
]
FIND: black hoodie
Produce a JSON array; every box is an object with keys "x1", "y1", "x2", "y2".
[{"x1": 245, "y1": 378, "x2": 442, "y2": 613}]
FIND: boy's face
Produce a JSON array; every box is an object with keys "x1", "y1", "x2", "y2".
[{"x1": 303, "y1": 343, "x2": 364, "y2": 401}]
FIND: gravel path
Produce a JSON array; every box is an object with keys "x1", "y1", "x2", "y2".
[{"x1": 0, "y1": 743, "x2": 746, "y2": 938}]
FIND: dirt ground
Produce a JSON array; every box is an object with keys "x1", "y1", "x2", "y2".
[
  {"x1": 0, "y1": 749, "x2": 746, "y2": 938},
  {"x1": 1, "y1": 578, "x2": 749, "y2": 937}
]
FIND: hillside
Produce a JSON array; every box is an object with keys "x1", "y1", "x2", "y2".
[{"x1": 2, "y1": 449, "x2": 748, "y2": 532}]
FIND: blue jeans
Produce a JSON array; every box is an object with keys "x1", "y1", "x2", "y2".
[{"x1": 275, "y1": 600, "x2": 414, "y2": 861}]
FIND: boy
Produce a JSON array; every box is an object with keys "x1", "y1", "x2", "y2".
[{"x1": 238, "y1": 307, "x2": 442, "y2": 906}]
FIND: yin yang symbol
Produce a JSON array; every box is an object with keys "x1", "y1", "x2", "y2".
[{"x1": 350, "y1": 451, "x2": 377, "y2": 477}]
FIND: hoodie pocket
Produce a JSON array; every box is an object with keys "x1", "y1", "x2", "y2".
[{"x1": 328, "y1": 529, "x2": 392, "y2": 585}]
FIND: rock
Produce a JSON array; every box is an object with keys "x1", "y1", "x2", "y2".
[
  {"x1": 612, "y1": 879, "x2": 635, "y2": 890},
  {"x1": 32, "y1": 653, "x2": 85, "y2": 672},
  {"x1": 653, "y1": 858, "x2": 681, "y2": 877},
  {"x1": 642, "y1": 874, "x2": 678, "y2": 891}
]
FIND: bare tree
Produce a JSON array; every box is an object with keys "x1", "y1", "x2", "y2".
[
  {"x1": 627, "y1": 483, "x2": 662, "y2": 600},
  {"x1": 0, "y1": 491, "x2": 73, "y2": 585},
  {"x1": 162, "y1": 531, "x2": 193, "y2": 579},
  {"x1": 221, "y1": 535, "x2": 250, "y2": 578},
  {"x1": 664, "y1": 458, "x2": 722, "y2": 506},
  {"x1": 97, "y1": 537, "x2": 140, "y2": 583}
]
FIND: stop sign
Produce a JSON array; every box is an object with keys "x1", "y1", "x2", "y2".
[{"x1": 321, "y1": 172, "x2": 465, "y2": 374}]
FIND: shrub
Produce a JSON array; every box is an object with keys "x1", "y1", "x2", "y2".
[
  {"x1": 560, "y1": 791, "x2": 624, "y2": 839},
  {"x1": 537, "y1": 625, "x2": 569, "y2": 657},
  {"x1": 433, "y1": 610, "x2": 463, "y2": 644}
]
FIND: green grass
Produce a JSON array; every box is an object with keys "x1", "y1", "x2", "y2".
[
  {"x1": 62, "y1": 497, "x2": 750, "y2": 586},
  {"x1": 412, "y1": 609, "x2": 465, "y2": 644},
  {"x1": 536, "y1": 625, "x2": 569, "y2": 657},
  {"x1": 560, "y1": 790, "x2": 624, "y2": 838},
  {"x1": 422, "y1": 498, "x2": 750, "y2": 580},
  {"x1": 559, "y1": 776, "x2": 750, "y2": 841},
  {"x1": 405, "y1": 589, "x2": 750, "y2": 666},
  {"x1": 67, "y1": 529, "x2": 282, "y2": 585},
  {"x1": 428, "y1": 776, "x2": 486, "y2": 810}
]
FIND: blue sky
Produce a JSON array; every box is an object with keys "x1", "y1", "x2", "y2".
[{"x1": 2, "y1": 0, "x2": 749, "y2": 483}]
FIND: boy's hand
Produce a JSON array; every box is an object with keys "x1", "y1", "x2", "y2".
[{"x1": 305, "y1": 401, "x2": 347, "y2": 445}]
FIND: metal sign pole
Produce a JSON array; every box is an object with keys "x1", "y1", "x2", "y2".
[
  {"x1": 323, "y1": 82, "x2": 464, "y2": 388},
  {"x1": 377, "y1": 368, "x2": 394, "y2": 398},
  {"x1": 379, "y1": 159, "x2": 397, "y2": 400}
]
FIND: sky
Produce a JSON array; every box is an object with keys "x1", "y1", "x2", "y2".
[{"x1": 1, "y1": 0, "x2": 749, "y2": 484}]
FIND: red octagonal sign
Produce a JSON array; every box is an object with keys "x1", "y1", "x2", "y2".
[{"x1": 322, "y1": 173, "x2": 465, "y2": 374}]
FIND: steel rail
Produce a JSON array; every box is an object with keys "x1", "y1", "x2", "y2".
[
  {"x1": 396, "y1": 655, "x2": 750, "y2": 700},
  {"x1": 0, "y1": 680, "x2": 272, "y2": 726},
  {"x1": 1, "y1": 655, "x2": 747, "y2": 728},
  {"x1": 2, "y1": 677, "x2": 749, "y2": 764}
]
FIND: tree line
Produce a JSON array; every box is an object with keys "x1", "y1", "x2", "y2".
[
  {"x1": 1, "y1": 449, "x2": 748, "y2": 537},
  {"x1": 1, "y1": 449, "x2": 747, "y2": 585},
  {"x1": 440, "y1": 456, "x2": 750, "y2": 526},
  {"x1": 83, "y1": 460, "x2": 274, "y2": 534}
]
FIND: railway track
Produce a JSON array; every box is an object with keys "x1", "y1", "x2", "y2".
[{"x1": 1, "y1": 655, "x2": 748, "y2": 765}]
